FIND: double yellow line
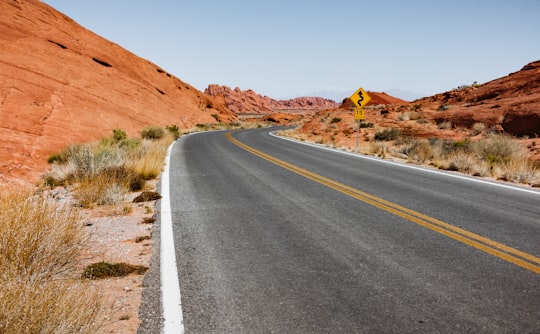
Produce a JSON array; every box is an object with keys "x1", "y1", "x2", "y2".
[{"x1": 226, "y1": 132, "x2": 540, "y2": 275}]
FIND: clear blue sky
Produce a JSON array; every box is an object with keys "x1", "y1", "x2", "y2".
[{"x1": 42, "y1": 0, "x2": 540, "y2": 101}]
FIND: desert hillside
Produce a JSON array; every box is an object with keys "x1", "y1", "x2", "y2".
[
  {"x1": 0, "y1": 0, "x2": 234, "y2": 184},
  {"x1": 416, "y1": 61, "x2": 540, "y2": 138},
  {"x1": 294, "y1": 60, "x2": 540, "y2": 159}
]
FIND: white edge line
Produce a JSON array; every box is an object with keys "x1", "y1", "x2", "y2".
[
  {"x1": 269, "y1": 131, "x2": 540, "y2": 196},
  {"x1": 161, "y1": 140, "x2": 184, "y2": 334}
]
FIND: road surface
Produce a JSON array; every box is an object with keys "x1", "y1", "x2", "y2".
[{"x1": 139, "y1": 127, "x2": 539, "y2": 333}]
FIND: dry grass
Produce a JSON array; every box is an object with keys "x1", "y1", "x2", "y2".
[
  {"x1": 44, "y1": 128, "x2": 174, "y2": 207},
  {"x1": 0, "y1": 189, "x2": 103, "y2": 333},
  {"x1": 500, "y1": 159, "x2": 539, "y2": 184},
  {"x1": 283, "y1": 129, "x2": 538, "y2": 186},
  {"x1": 127, "y1": 135, "x2": 173, "y2": 180},
  {"x1": 0, "y1": 189, "x2": 84, "y2": 280},
  {"x1": 473, "y1": 133, "x2": 526, "y2": 166},
  {"x1": 74, "y1": 173, "x2": 130, "y2": 208},
  {"x1": 399, "y1": 139, "x2": 433, "y2": 163},
  {"x1": 0, "y1": 279, "x2": 102, "y2": 334}
]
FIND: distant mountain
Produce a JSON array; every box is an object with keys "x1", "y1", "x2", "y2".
[{"x1": 204, "y1": 85, "x2": 340, "y2": 113}]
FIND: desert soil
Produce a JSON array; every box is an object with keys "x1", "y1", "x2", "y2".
[{"x1": 58, "y1": 180, "x2": 160, "y2": 333}]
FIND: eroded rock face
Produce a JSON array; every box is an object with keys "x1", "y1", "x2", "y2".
[
  {"x1": 204, "y1": 84, "x2": 340, "y2": 113},
  {"x1": 416, "y1": 60, "x2": 540, "y2": 137},
  {"x1": 0, "y1": 0, "x2": 234, "y2": 183}
]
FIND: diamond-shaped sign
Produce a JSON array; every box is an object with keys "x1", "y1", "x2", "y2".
[{"x1": 350, "y1": 87, "x2": 371, "y2": 109}]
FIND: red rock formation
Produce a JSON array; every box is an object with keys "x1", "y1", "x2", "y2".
[
  {"x1": 416, "y1": 60, "x2": 540, "y2": 137},
  {"x1": 0, "y1": 0, "x2": 234, "y2": 183},
  {"x1": 341, "y1": 91, "x2": 409, "y2": 108},
  {"x1": 204, "y1": 84, "x2": 340, "y2": 113}
]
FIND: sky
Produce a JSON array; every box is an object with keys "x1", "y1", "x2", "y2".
[{"x1": 42, "y1": 0, "x2": 540, "y2": 101}]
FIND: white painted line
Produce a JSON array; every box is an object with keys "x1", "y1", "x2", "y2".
[
  {"x1": 270, "y1": 131, "x2": 540, "y2": 196},
  {"x1": 161, "y1": 141, "x2": 184, "y2": 334}
]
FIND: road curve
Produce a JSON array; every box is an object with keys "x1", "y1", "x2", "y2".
[{"x1": 142, "y1": 127, "x2": 540, "y2": 333}]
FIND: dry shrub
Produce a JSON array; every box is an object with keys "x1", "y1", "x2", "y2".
[
  {"x1": 446, "y1": 151, "x2": 490, "y2": 176},
  {"x1": 73, "y1": 167, "x2": 142, "y2": 208},
  {"x1": 0, "y1": 189, "x2": 102, "y2": 333},
  {"x1": 438, "y1": 121, "x2": 452, "y2": 130},
  {"x1": 141, "y1": 126, "x2": 165, "y2": 140},
  {"x1": 0, "y1": 189, "x2": 84, "y2": 280},
  {"x1": 401, "y1": 139, "x2": 433, "y2": 163},
  {"x1": 473, "y1": 134, "x2": 525, "y2": 166},
  {"x1": 44, "y1": 143, "x2": 126, "y2": 186},
  {"x1": 128, "y1": 135, "x2": 174, "y2": 180},
  {"x1": 470, "y1": 122, "x2": 486, "y2": 136},
  {"x1": 369, "y1": 141, "x2": 387, "y2": 157},
  {"x1": 500, "y1": 159, "x2": 539, "y2": 184},
  {"x1": 397, "y1": 112, "x2": 410, "y2": 121},
  {"x1": 0, "y1": 279, "x2": 102, "y2": 334},
  {"x1": 82, "y1": 261, "x2": 148, "y2": 279},
  {"x1": 133, "y1": 191, "x2": 162, "y2": 203}
]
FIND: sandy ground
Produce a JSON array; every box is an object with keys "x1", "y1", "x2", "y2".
[{"x1": 61, "y1": 180, "x2": 160, "y2": 333}]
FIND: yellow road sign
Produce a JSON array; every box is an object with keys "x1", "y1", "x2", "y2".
[
  {"x1": 350, "y1": 87, "x2": 371, "y2": 109},
  {"x1": 354, "y1": 108, "x2": 365, "y2": 120}
]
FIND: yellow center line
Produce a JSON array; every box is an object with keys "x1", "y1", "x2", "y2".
[{"x1": 225, "y1": 132, "x2": 540, "y2": 275}]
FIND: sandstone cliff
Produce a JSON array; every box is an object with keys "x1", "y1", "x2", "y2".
[{"x1": 0, "y1": 0, "x2": 234, "y2": 183}]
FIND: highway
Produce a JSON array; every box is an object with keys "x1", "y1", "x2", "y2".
[{"x1": 140, "y1": 127, "x2": 540, "y2": 333}]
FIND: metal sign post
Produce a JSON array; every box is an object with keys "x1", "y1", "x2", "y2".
[
  {"x1": 354, "y1": 108, "x2": 364, "y2": 152},
  {"x1": 350, "y1": 88, "x2": 370, "y2": 153}
]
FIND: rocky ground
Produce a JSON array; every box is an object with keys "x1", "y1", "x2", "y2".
[{"x1": 48, "y1": 180, "x2": 159, "y2": 333}]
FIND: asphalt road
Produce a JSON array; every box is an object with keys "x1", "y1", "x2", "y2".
[{"x1": 141, "y1": 127, "x2": 539, "y2": 333}]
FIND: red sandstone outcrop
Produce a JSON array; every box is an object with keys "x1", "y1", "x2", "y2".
[
  {"x1": 205, "y1": 84, "x2": 340, "y2": 113},
  {"x1": 416, "y1": 60, "x2": 540, "y2": 137},
  {"x1": 0, "y1": 0, "x2": 234, "y2": 184},
  {"x1": 341, "y1": 91, "x2": 409, "y2": 108}
]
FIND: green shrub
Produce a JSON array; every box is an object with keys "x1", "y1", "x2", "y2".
[
  {"x1": 330, "y1": 117, "x2": 342, "y2": 124},
  {"x1": 118, "y1": 138, "x2": 141, "y2": 150},
  {"x1": 141, "y1": 126, "x2": 165, "y2": 140},
  {"x1": 166, "y1": 124, "x2": 180, "y2": 139},
  {"x1": 101, "y1": 166, "x2": 145, "y2": 192},
  {"x1": 47, "y1": 153, "x2": 64, "y2": 164},
  {"x1": 112, "y1": 129, "x2": 127, "y2": 142}
]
